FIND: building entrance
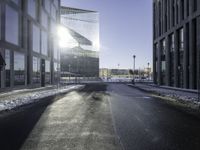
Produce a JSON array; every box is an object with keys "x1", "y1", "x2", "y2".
[{"x1": 41, "y1": 59, "x2": 45, "y2": 87}]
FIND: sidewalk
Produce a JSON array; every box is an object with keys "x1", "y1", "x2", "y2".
[
  {"x1": 128, "y1": 83, "x2": 200, "y2": 108},
  {"x1": 0, "y1": 85, "x2": 84, "y2": 112}
]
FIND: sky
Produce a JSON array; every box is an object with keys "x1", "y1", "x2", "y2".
[{"x1": 61, "y1": 0, "x2": 153, "y2": 70}]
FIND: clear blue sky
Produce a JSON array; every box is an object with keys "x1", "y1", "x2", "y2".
[{"x1": 61, "y1": 0, "x2": 152, "y2": 70}]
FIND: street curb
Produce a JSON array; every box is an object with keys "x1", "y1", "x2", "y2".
[{"x1": 0, "y1": 85, "x2": 85, "y2": 115}]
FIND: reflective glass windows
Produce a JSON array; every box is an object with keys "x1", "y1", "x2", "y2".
[
  {"x1": 169, "y1": 34, "x2": 175, "y2": 86},
  {"x1": 161, "y1": 39, "x2": 166, "y2": 85},
  {"x1": 54, "y1": 41, "x2": 58, "y2": 60},
  {"x1": 5, "y1": 5, "x2": 19, "y2": 45},
  {"x1": 11, "y1": 0, "x2": 20, "y2": 5},
  {"x1": 32, "y1": 57, "x2": 40, "y2": 84},
  {"x1": 54, "y1": 62, "x2": 58, "y2": 82},
  {"x1": 45, "y1": 60, "x2": 50, "y2": 84},
  {"x1": 14, "y1": 52, "x2": 25, "y2": 85},
  {"x1": 41, "y1": 9, "x2": 48, "y2": 29},
  {"x1": 41, "y1": 31, "x2": 48, "y2": 56},
  {"x1": 28, "y1": 0, "x2": 36, "y2": 19},
  {"x1": 54, "y1": 0, "x2": 59, "y2": 9},
  {"x1": 51, "y1": 5, "x2": 57, "y2": 20},
  {"x1": 50, "y1": 20, "x2": 56, "y2": 34},
  {"x1": 5, "y1": 50, "x2": 11, "y2": 87},
  {"x1": 44, "y1": 0, "x2": 50, "y2": 13},
  {"x1": 32, "y1": 24, "x2": 40, "y2": 53},
  {"x1": 178, "y1": 28, "x2": 184, "y2": 87}
]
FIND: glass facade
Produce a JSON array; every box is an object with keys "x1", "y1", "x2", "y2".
[
  {"x1": 0, "y1": 0, "x2": 60, "y2": 90},
  {"x1": 41, "y1": 31, "x2": 48, "y2": 56},
  {"x1": 169, "y1": 34, "x2": 175, "y2": 86},
  {"x1": 178, "y1": 28, "x2": 184, "y2": 88},
  {"x1": 32, "y1": 24, "x2": 40, "y2": 53},
  {"x1": 5, "y1": 5, "x2": 19, "y2": 45},
  {"x1": 27, "y1": 0, "x2": 36, "y2": 19},
  {"x1": 45, "y1": 60, "x2": 50, "y2": 84},
  {"x1": 32, "y1": 57, "x2": 40, "y2": 84},
  {"x1": 5, "y1": 50, "x2": 11, "y2": 87},
  {"x1": 161, "y1": 39, "x2": 166, "y2": 85},
  {"x1": 41, "y1": 9, "x2": 48, "y2": 29},
  {"x1": 60, "y1": 7, "x2": 99, "y2": 78},
  {"x1": 14, "y1": 52, "x2": 25, "y2": 86}
]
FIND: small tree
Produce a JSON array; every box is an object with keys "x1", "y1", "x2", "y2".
[{"x1": 129, "y1": 69, "x2": 134, "y2": 75}]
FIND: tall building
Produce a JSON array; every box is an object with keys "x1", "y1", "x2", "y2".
[
  {"x1": 153, "y1": 0, "x2": 200, "y2": 89},
  {"x1": 60, "y1": 7, "x2": 99, "y2": 78},
  {"x1": 0, "y1": 0, "x2": 60, "y2": 91}
]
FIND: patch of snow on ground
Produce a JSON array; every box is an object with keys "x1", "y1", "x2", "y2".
[{"x1": 0, "y1": 85, "x2": 84, "y2": 112}]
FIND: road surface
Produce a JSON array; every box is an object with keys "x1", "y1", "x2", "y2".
[
  {"x1": 0, "y1": 83, "x2": 200, "y2": 150},
  {"x1": 108, "y1": 84, "x2": 200, "y2": 150}
]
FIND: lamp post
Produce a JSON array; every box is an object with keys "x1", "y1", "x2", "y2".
[
  {"x1": 133, "y1": 55, "x2": 136, "y2": 72},
  {"x1": 147, "y1": 62, "x2": 150, "y2": 80}
]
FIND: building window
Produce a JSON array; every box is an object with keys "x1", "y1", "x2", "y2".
[
  {"x1": 181, "y1": 0, "x2": 184, "y2": 20},
  {"x1": 32, "y1": 24, "x2": 40, "y2": 53},
  {"x1": 54, "y1": 41, "x2": 58, "y2": 60},
  {"x1": 193, "y1": 0, "x2": 197, "y2": 12},
  {"x1": 41, "y1": 31, "x2": 48, "y2": 56},
  {"x1": 50, "y1": 20, "x2": 56, "y2": 34},
  {"x1": 5, "y1": 50, "x2": 11, "y2": 87},
  {"x1": 32, "y1": 57, "x2": 40, "y2": 84},
  {"x1": 161, "y1": 39, "x2": 166, "y2": 85},
  {"x1": 51, "y1": 4, "x2": 57, "y2": 20},
  {"x1": 14, "y1": 52, "x2": 25, "y2": 85},
  {"x1": 27, "y1": 0, "x2": 36, "y2": 19},
  {"x1": 169, "y1": 34, "x2": 175, "y2": 86},
  {"x1": 44, "y1": 0, "x2": 50, "y2": 13},
  {"x1": 54, "y1": 62, "x2": 58, "y2": 82},
  {"x1": 41, "y1": 9, "x2": 48, "y2": 29},
  {"x1": 11, "y1": 0, "x2": 20, "y2": 5},
  {"x1": 45, "y1": 60, "x2": 50, "y2": 84},
  {"x1": 178, "y1": 28, "x2": 184, "y2": 88},
  {"x1": 5, "y1": 5, "x2": 19, "y2": 45},
  {"x1": 54, "y1": 0, "x2": 59, "y2": 9}
]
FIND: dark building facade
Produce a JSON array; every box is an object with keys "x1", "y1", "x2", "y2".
[
  {"x1": 153, "y1": 0, "x2": 200, "y2": 89},
  {"x1": 0, "y1": 0, "x2": 60, "y2": 91},
  {"x1": 60, "y1": 7, "x2": 99, "y2": 78}
]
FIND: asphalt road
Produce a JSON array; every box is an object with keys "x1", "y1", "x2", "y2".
[
  {"x1": 108, "y1": 84, "x2": 200, "y2": 150},
  {"x1": 0, "y1": 83, "x2": 200, "y2": 150}
]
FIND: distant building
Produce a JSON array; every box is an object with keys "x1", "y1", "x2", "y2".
[
  {"x1": 60, "y1": 7, "x2": 99, "y2": 79},
  {"x1": 153, "y1": 0, "x2": 200, "y2": 89},
  {"x1": 0, "y1": 0, "x2": 60, "y2": 91},
  {"x1": 99, "y1": 68, "x2": 131, "y2": 78}
]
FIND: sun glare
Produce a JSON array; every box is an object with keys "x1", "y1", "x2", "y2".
[{"x1": 57, "y1": 26, "x2": 78, "y2": 48}]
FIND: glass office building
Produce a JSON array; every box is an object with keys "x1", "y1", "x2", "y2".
[
  {"x1": 153, "y1": 0, "x2": 200, "y2": 89},
  {"x1": 60, "y1": 7, "x2": 99, "y2": 78},
  {"x1": 0, "y1": 0, "x2": 60, "y2": 91}
]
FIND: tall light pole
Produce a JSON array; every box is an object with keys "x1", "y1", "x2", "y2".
[
  {"x1": 133, "y1": 55, "x2": 136, "y2": 72},
  {"x1": 147, "y1": 62, "x2": 150, "y2": 80}
]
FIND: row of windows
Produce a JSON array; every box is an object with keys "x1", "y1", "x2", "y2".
[
  {"x1": 154, "y1": 27, "x2": 184, "y2": 86},
  {"x1": 1, "y1": 49, "x2": 59, "y2": 87},
  {"x1": 1, "y1": 2, "x2": 59, "y2": 59},
  {"x1": 153, "y1": 0, "x2": 198, "y2": 39}
]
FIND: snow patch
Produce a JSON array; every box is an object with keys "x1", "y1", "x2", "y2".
[{"x1": 0, "y1": 85, "x2": 84, "y2": 112}]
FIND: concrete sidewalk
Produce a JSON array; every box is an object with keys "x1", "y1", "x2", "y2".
[{"x1": 0, "y1": 85, "x2": 84, "y2": 112}]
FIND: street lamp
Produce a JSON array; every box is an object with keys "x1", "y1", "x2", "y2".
[
  {"x1": 133, "y1": 55, "x2": 136, "y2": 71},
  {"x1": 147, "y1": 62, "x2": 150, "y2": 80}
]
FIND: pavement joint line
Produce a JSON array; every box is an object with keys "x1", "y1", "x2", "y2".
[{"x1": 108, "y1": 94, "x2": 125, "y2": 150}]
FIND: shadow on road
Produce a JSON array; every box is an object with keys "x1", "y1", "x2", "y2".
[{"x1": 0, "y1": 97, "x2": 55, "y2": 150}]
